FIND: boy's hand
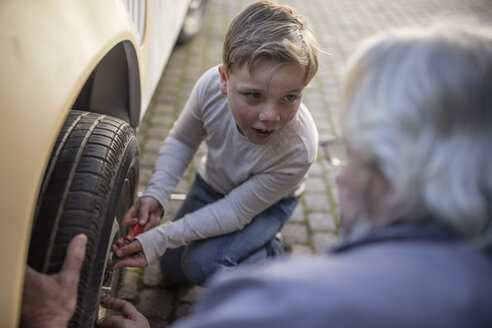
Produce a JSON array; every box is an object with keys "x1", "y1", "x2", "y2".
[
  {"x1": 96, "y1": 298, "x2": 149, "y2": 328},
  {"x1": 112, "y1": 239, "x2": 148, "y2": 270},
  {"x1": 123, "y1": 196, "x2": 164, "y2": 232}
]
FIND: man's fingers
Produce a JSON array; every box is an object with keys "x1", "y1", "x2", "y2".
[
  {"x1": 59, "y1": 234, "x2": 87, "y2": 288},
  {"x1": 98, "y1": 298, "x2": 149, "y2": 328},
  {"x1": 96, "y1": 315, "x2": 130, "y2": 328},
  {"x1": 100, "y1": 298, "x2": 139, "y2": 319},
  {"x1": 100, "y1": 297, "x2": 120, "y2": 312}
]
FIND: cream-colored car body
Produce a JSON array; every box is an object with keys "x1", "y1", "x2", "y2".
[{"x1": 0, "y1": 0, "x2": 192, "y2": 326}]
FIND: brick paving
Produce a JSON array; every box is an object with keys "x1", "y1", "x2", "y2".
[{"x1": 117, "y1": 0, "x2": 492, "y2": 326}]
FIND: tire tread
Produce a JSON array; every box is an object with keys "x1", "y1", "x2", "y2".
[{"x1": 28, "y1": 110, "x2": 139, "y2": 327}]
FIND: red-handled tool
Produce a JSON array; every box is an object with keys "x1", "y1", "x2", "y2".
[{"x1": 123, "y1": 213, "x2": 150, "y2": 245}]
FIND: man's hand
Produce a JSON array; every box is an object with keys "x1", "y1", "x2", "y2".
[
  {"x1": 21, "y1": 234, "x2": 87, "y2": 328},
  {"x1": 112, "y1": 239, "x2": 148, "y2": 270},
  {"x1": 96, "y1": 298, "x2": 149, "y2": 328},
  {"x1": 123, "y1": 196, "x2": 164, "y2": 232}
]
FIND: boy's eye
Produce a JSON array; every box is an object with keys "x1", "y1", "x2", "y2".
[
  {"x1": 284, "y1": 95, "x2": 298, "y2": 103},
  {"x1": 246, "y1": 92, "x2": 262, "y2": 99}
]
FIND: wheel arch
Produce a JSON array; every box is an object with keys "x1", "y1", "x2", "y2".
[{"x1": 72, "y1": 40, "x2": 141, "y2": 128}]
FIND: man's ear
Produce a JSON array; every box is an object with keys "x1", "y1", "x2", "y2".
[
  {"x1": 218, "y1": 65, "x2": 228, "y2": 95},
  {"x1": 367, "y1": 167, "x2": 392, "y2": 227}
]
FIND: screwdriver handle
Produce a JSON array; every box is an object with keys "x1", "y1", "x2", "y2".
[
  {"x1": 123, "y1": 225, "x2": 143, "y2": 244},
  {"x1": 123, "y1": 213, "x2": 150, "y2": 245}
]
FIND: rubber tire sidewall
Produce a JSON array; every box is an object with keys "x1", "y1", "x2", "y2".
[{"x1": 27, "y1": 110, "x2": 139, "y2": 327}]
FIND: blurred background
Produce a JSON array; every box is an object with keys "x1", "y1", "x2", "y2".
[{"x1": 123, "y1": 0, "x2": 492, "y2": 326}]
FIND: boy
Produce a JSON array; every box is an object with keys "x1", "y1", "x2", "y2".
[{"x1": 113, "y1": 0, "x2": 320, "y2": 286}]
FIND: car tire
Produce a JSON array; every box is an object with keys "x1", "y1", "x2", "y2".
[
  {"x1": 27, "y1": 110, "x2": 139, "y2": 327},
  {"x1": 177, "y1": 0, "x2": 208, "y2": 44}
]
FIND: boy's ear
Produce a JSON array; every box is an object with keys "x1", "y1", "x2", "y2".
[{"x1": 218, "y1": 65, "x2": 228, "y2": 95}]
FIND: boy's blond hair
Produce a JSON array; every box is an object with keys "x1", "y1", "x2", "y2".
[{"x1": 222, "y1": 0, "x2": 319, "y2": 85}]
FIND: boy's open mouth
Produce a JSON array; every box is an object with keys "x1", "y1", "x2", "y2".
[{"x1": 252, "y1": 127, "x2": 274, "y2": 138}]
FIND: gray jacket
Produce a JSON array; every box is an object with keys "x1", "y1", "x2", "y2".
[{"x1": 172, "y1": 223, "x2": 492, "y2": 328}]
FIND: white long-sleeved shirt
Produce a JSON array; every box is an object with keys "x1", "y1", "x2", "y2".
[{"x1": 136, "y1": 66, "x2": 318, "y2": 263}]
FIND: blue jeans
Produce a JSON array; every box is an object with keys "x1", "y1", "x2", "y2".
[{"x1": 160, "y1": 173, "x2": 299, "y2": 286}]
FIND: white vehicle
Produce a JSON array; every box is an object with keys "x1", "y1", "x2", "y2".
[{"x1": 0, "y1": 0, "x2": 207, "y2": 326}]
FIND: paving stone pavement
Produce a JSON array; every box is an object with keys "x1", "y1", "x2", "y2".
[{"x1": 117, "y1": 1, "x2": 492, "y2": 326}]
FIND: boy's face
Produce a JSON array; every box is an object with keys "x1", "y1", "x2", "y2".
[{"x1": 219, "y1": 59, "x2": 306, "y2": 145}]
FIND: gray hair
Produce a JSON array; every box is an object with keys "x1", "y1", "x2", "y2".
[{"x1": 340, "y1": 20, "x2": 492, "y2": 248}]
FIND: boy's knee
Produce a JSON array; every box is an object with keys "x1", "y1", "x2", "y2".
[
  {"x1": 181, "y1": 247, "x2": 233, "y2": 285},
  {"x1": 160, "y1": 247, "x2": 191, "y2": 285}
]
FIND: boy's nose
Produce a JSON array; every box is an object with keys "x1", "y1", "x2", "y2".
[{"x1": 259, "y1": 104, "x2": 280, "y2": 123}]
